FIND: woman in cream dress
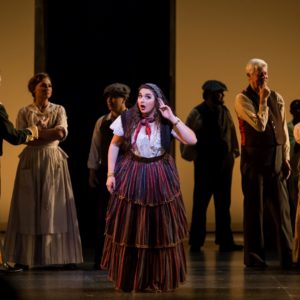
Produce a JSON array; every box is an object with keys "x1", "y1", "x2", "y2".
[{"x1": 4, "y1": 73, "x2": 83, "y2": 269}]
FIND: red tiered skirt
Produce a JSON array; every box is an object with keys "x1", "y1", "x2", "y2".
[{"x1": 101, "y1": 152, "x2": 188, "y2": 292}]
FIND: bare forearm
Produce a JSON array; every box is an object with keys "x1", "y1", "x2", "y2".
[
  {"x1": 107, "y1": 142, "x2": 120, "y2": 174},
  {"x1": 38, "y1": 128, "x2": 65, "y2": 141},
  {"x1": 172, "y1": 118, "x2": 197, "y2": 145}
]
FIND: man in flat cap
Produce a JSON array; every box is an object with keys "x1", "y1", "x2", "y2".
[
  {"x1": 181, "y1": 80, "x2": 242, "y2": 252},
  {"x1": 87, "y1": 82, "x2": 130, "y2": 269}
]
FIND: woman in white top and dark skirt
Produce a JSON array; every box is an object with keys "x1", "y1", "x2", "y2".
[{"x1": 101, "y1": 83, "x2": 197, "y2": 292}]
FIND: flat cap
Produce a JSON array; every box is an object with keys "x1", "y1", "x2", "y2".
[
  {"x1": 103, "y1": 83, "x2": 131, "y2": 99},
  {"x1": 202, "y1": 80, "x2": 228, "y2": 92}
]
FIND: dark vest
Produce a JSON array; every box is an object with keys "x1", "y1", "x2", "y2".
[
  {"x1": 239, "y1": 86, "x2": 285, "y2": 147},
  {"x1": 239, "y1": 86, "x2": 285, "y2": 171},
  {"x1": 121, "y1": 108, "x2": 173, "y2": 153},
  {"x1": 194, "y1": 102, "x2": 228, "y2": 159},
  {"x1": 99, "y1": 115, "x2": 114, "y2": 168}
]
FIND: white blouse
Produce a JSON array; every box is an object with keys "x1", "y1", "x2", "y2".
[{"x1": 110, "y1": 116, "x2": 167, "y2": 158}]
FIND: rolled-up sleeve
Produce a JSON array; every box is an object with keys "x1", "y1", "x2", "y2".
[{"x1": 234, "y1": 93, "x2": 269, "y2": 132}]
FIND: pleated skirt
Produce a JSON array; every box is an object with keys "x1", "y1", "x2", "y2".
[
  {"x1": 101, "y1": 152, "x2": 188, "y2": 292},
  {"x1": 4, "y1": 145, "x2": 83, "y2": 267}
]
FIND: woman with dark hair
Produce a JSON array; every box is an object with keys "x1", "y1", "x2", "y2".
[
  {"x1": 4, "y1": 73, "x2": 83, "y2": 270},
  {"x1": 101, "y1": 83, "x2": 197, "y2": 292}
]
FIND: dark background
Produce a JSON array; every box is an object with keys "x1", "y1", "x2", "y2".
[{"x1": 34, "y1": 0, "x2": 175, "y2": 248}]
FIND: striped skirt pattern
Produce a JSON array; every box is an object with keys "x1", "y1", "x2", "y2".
[{"x1": 101, "y1": 152, "x2": 188, "y2": 292}]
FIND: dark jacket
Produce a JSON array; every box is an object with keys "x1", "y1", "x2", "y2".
[
  {"x1": 0, "y1": 104, "x2": 31, "y2": 156},
  {"x1": 181, "y1": 102, "x2": 239, "y2": 161}
]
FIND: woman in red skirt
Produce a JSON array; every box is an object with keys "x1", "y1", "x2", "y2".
[{"x1": 101, "y1": 83, "x2": 197, "y2": 292}]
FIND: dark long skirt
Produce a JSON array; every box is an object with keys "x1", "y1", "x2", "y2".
[{"x1": 101, "y1": 152, "x2": 188, "y2": 292}]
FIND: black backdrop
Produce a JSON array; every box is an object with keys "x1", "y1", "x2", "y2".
[{"x1": 34, "y1": 0, "x2": 175, "y2": 248}]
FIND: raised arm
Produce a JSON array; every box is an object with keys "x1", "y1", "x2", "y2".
[
  {"x1": 234, "y1": 93, "x2": 269, "y2": 132},
  {"x1": 158, "y1": 99, "x2": 197, "y2": 145}
]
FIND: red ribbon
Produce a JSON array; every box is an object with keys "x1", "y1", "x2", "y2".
[{"x1": 133, "y1": 117, "x2": 155, "y2": 145}]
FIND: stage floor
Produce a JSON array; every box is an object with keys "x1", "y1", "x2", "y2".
[{"x1": 1, "y1": 234, "x2": 300, "y2": 300}]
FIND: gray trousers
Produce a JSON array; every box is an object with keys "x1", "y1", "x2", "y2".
[{"x1": 241, "y1": 150, "x2": 293, "y2": 267}]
